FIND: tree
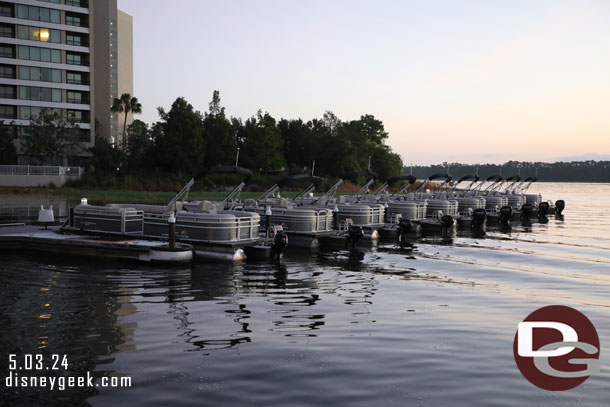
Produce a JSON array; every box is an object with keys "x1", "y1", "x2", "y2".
[
  {"x1": 359, "y1": 114, "x2": 388, "y2": 144},
  {"x1": 202, "y1": 91, "x2": 237, "y2": 167},
  {"x1": 0, "y1": 121, "x2": 17, "y2": 164},
  {"x1": 369, "y1": 144, "x2": 402, "y2": 180},
  {"x1": 86, "y1": 135, "x2": 123, "y2": 173},
  {"x1": 111, "y1": 93, "x2": 142, "y2": 155},
  {"x1": 20, "y1": 109, "x2": 81, "y2": 165},
  {"x1": 278, "y1": 118, "x2": 314, "y2": 172},
  {"x1": 152, "y1": 97, "x2": 205, "y2": 176},
  {"x1": 238, "y1": 110, "x2": 285, "y2": 173},
  {"x1": 126, "y1": 119, "x2": 153, "y2": 170}
]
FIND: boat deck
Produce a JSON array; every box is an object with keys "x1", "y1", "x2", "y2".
[{"x1": 0, "y1": 224, "x2": 193, "y2": 263}]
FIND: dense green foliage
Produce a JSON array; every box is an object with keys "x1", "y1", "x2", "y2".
[
  {"x1": 77, "y1": 91, "x2": 403, "y2": 189},
  {"x1": 111, "y1": 93, "x2": 142, "y2": 154},
  {"x1": 19, "y1": 109, "x2": 81, "y2": 165},
  {"x1": 238, "y1": 110, "x2": 285, "y2": 174},
  {"x1": 152, "y1": 97, "x2": 206, "y2": 176},
  {"x1": 203, "y1": 90, "x2": 237, "y2": 167},
  {"x1": 0, "y1": 121, "x2": 17, "y2": 164},
  {"x1": 408, "y1": 161, "x2": 610, "y2": 182}
]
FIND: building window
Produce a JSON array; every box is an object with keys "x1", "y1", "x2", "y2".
[
  {"x1": 66, "y1": 72, "x2": 82, "y2": 85},
  {"x1": 19, "y1": 106, "x2": 61, "y2": 120},
  {"x1": 0, "y1": 65, "x2": 14, "y2": 79},
  {"x1": 66, "y1": 34, "x2": 82, "y2": 46},
  {"x1": 66, "y1": 53, "x2": 82, "y2": 65},
  {"x1": 17, "y1": 46, "x2": 61, "y2": 63},
  {"x1": 18, "y1": 66, "x2": 62, "y2": 83},
  {"x1": 67, "y1": 110, "x2": 83, "y2": 122},
  {"x1": 67, "y1": 91, "x2": 82, "y2": 104},
  {"x1": 0, "y1": 105, "x2": 15, "y2": 119},
  {"x1": 65, "y1": 0, "x2": 82, "y2": 7},
  {"x1": 17, "y1": 26, "x2": 60, "y2": 44},
  {"x1": 0, "y1": 45, "x2": 14, "y2": 58},
  {"x1": 0, "y1": 24, "x2": 13, "y2": 38},
  {"x1": 0, "y1": 4, "x2": 12, "y2": 17},
  {"x1": 0, "y1": 85, "x2": 15, "y2": 99},
  {"x1": 17, "y1": 5, "x2": 60, "y2": 24},
  {"x1": 20, "y1": 106, "x2": 37, "y2": 119},
  {"x1": 66, "y1": 15, "x2": 81, "y2": 27},
  {"x1": 19, "y1": 86, "x2": 62, "y2": 102}
]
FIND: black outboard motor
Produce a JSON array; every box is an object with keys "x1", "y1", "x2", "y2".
[
  {"x1": 555, "y1": 200, "x2": 565, "y2": 215},
  {"x1": 440, "y1": 215, "x2": 454, "y2": 237},
  {"x1": 499, "y1": 205, "x2": 512, "y2": 224},
  {"x1": 537, "y1": 201, "x2": 550, "y2": 218},
  {"x1": 271, "y1": 231, "x2": 288, "y2": 260},
  {"x1": 471, "y1": 208, "x2": 486, "y2": 229},
  {"x1": 346, "y1": 225, "x2": 364, "y2": 249},
  {"x1": 398, "y1": 219, "x2": 412, "y2": 243},
  {"x1": 520, "y1": 203, "x2": 533, "y2": 221}
]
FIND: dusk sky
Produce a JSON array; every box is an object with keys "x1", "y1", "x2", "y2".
[{"x1": 117, "y1": 0, "x2": 610, "y2": 165}]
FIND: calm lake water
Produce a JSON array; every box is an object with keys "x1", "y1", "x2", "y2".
[{"x1": 1, "y1": 183, "x2": 609, "y2": 406}]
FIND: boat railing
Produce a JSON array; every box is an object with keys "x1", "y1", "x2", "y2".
[
  {"x1": 74, "y1": 206, "x2": 144, "y2": 235},
  {"x1": 143, "y1": 212, "x2": 260, "y2": 242},
  {"x1": 265, "y1": 211, "x2": 333, "y2": 232}
]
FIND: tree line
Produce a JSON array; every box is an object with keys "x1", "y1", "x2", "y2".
[
  {"x1": 408, "y1": 161, "x2": 610, "y2": 182},
  {"x1": 88, "y1": 91, "x2": 403, "y2": 187},
  {"x1": 0, "y1": 90, "x2": 402, "y2": 188}
]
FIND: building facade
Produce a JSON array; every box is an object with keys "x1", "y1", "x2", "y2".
[
  {"x1": 92, "y1": 0, "x2": 132, "y2": 147},
  {"x1": 0, "y1": 0, "x2": 132, "y2": 165}
]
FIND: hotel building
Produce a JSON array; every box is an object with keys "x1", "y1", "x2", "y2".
[{"x1": 0, "y1": 0, "x2": 132, "y2": 165}]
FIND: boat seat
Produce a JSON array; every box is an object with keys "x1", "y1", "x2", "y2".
[
  {"x1": 265, "y1": 198, "x2": 288, "y2": 208},
  {"x1": 77, "y1": 204, "x2": 137, "y2": 214},
  {"x1": 105, "y1": 203, "x2": 162, "y2": 213},
  {"x1": 183, "y1": 200, "x2": 214, "y2": 213},
  {"x1": 243, "y1": 199, "x2": 257, "y2": 207},
  {"x1": 336, "y1": 196, "x2": 346, "y2": 204}
]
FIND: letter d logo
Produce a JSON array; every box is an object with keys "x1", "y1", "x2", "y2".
[
  {"x1": 513, "y1": 305, "x2": 600, "y2": 391},
  {"x1": 517, "y1": 322, "x2": 577, "y2": 357}
]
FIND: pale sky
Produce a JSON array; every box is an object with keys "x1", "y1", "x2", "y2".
[{"x1": 117, "y1": 0, "x2": 610, "y2": 165}]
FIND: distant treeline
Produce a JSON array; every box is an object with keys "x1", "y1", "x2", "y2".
[{"x1": 407, "y1": 161, "x2": 610, "y2": 182}]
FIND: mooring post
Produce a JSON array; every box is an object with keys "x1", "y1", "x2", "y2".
[
  {"x1": 383, "y1": 202, "x2": 389, "y2": 224},
  {"x1": 265, "y1": 206, "x2": 272, "y2": 238},
  {"x1": 168, "y1": 212, "x2": 176, "y2": 249},
  {"x1": 333, "y1": 205, "x2": 339, "y2": 229}
]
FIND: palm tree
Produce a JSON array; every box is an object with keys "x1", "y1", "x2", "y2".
[{"x1": 111, "y1": 93, "x2": 142, "y2": 154}]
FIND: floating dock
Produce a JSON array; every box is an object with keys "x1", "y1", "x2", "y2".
[{"x1": 0, "y1": 225, "x2": 193, "y2": 263}]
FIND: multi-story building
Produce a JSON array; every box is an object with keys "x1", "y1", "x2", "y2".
[
  {"x1": 92, "y1": 0, "x2": 132, "y2": 147},
  {"x1": 0, "y1": 0, "x2": 132, "y2": 165}
]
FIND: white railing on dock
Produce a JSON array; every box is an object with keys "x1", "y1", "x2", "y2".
[{"x1": 0, "y1": 165, "x2": 84, "y2": 176}]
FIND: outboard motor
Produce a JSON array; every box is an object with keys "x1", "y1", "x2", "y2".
[
  {"x1": 520, "y1": 203, "x2": 533, "y2": 221},
  {"x1": 471, "y1": 208, "x2": 486, "y2": 229},
  {"x1": 440, "y1": 215, "x2": 454, "y2": 237},
  {"x1": 398, "y1": 219, "x2": 412, "y2": 243},
  {"x1": 499, "y1": 206, "x2": 512, "y2": 224},
  {"x1": 537, "y1": 201, "x2": 550, "y2": 218},
  {"x1": 346, "y1": 225, "x2": 364, "y2": 249},
  {"x1": 555, "y1": 200, "x2": 565, "y2": 215},
  {"x1": 271, "y1": 230, "x2": 288, "y2": 260}
]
